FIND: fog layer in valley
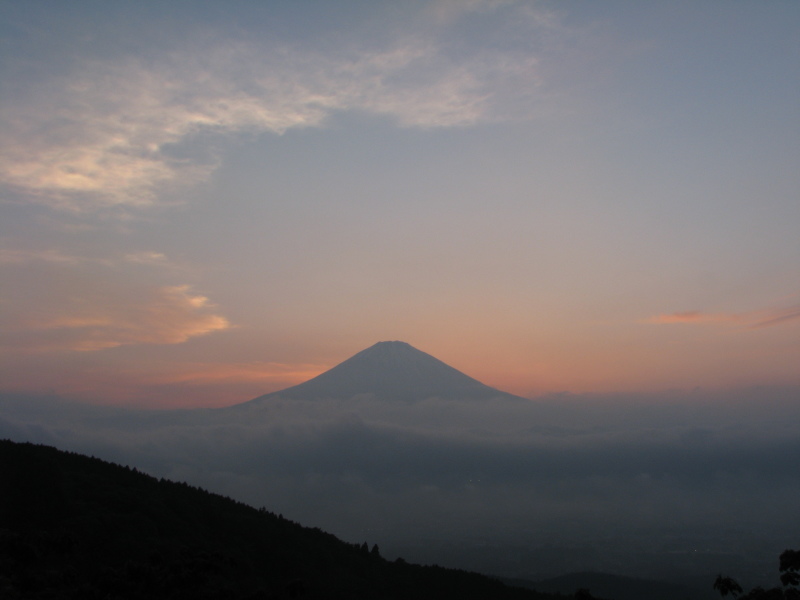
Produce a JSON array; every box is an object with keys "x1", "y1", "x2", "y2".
[{"x1": 2, "y1": 343, "x2": 798, "y2": 588}]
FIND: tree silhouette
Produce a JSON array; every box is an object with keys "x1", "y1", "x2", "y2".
[
  {"x1": 714, "y1": 576, "x2": 744, "y2": 598},
  {"x1": 780, "y1": 551, "x2": 800, "y2": 588},
  {"x1": 714, "y1": 549, "x2": 799, "y2": 600}
]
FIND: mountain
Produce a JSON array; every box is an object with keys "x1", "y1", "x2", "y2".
[
  {"x1": 0, "y1": 439, "x2": 557, "y2": 600},
  {"x1": 245, "y1": 341, "x2": 526, "y2": 404}
]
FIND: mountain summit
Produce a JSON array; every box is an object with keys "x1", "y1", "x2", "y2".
[{"x1": 247, "y1": 341, "x2": 524, "y2": 403}]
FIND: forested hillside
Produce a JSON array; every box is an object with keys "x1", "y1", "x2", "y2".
[{"x1": 0, "y1": 439, "x2": 559, "y2": 599}]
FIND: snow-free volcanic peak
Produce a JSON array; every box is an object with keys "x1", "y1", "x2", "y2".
[{"x1": 246, "y1": 341, "x2": 524, "y2": 403}]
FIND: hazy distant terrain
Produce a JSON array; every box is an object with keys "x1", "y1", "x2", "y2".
[
  {"x1": 2, "y1": 343, "x2": 799, "y2": 590},
  {"x1": 0, "y1": 439, "x2": 557, "y2": 600}
]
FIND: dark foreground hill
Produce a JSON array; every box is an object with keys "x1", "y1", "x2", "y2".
[{"x1": 0, "y1": 439, "x2": 557, "y2": 600}]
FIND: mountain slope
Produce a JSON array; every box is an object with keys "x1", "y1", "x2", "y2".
[
  {"x1": 246, "y1": 341, "x2": 525, "y2": 404},
  {"x1": 0, "y1": 439, "x2": 556, "y2": 600}
]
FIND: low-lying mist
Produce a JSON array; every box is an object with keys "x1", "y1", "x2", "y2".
[{"x1": 2, "y1": 386, "x2": 799, "y2": 586}]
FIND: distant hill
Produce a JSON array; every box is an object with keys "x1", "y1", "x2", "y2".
[
  {"x1": 0, "y1": 439, "x2": 557, "y2": 600},
  {"x1": 513, "y1": 571, "x2": 713, "y2": 600},
  {"x1": 244, "y1": 340, "x2": 526, "y2": 404}
]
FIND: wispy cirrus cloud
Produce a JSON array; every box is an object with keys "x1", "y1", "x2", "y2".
[
  {"x1": 749, "y1": 305, "x2": 800, "y2": 329},
  {"x1": 646, "y1": 303, "x2": 800, "y2": 329},
  {"x1": 0, "y1": 3, "x2": 555, "y2": 212},
  {"x1": 0, "y1": 248, "x2": 179, "y2": 270},
  {"x1": 0, "y1": 248, "x2": 103, "y2": 266},
  {"x1": 646, "y1": 310, "x2": 742, "y2": 326}
]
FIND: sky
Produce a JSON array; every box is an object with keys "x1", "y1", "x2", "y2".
[{"x1": 1, "y1": 0, "x2": 799, "y2": 407}]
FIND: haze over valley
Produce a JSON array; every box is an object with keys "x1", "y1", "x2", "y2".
[{"x1": 3, "y1": 342, "x2": 799, "y2": 591}]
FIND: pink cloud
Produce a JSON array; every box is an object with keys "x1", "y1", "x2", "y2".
[
  {"x1": 646, "y1": 303, "x2": 800, "y2": 330},
  {"x1": 3, "y1": 285, "x2": 231, "y2": 353},
  {"x1": 646, "y1": 311, "x2": 740, "y2": 325}
]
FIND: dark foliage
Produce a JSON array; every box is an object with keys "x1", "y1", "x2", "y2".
[
  {"x1": 0, "y1": 439, "x2": 558, "y2": 599},
  {"x1": 714, "y1": 550, "x2": 800, "y2": 600}
]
